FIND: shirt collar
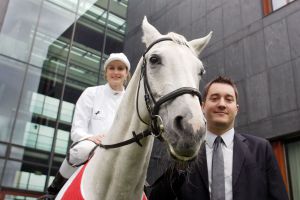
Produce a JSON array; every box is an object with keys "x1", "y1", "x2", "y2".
[
  {"x1": 105, "y1": 83, "x2": 125, "y2": 96},
  {"x1": 205, "y1": 128, "x2": 235, "y2": 148}
]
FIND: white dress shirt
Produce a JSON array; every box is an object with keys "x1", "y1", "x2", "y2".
[{"x1": 206, "y1": 128, "x2": 234, "y2": 200}]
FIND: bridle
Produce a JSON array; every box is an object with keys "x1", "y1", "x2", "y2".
[
  {"x1": 67, "y1": 37, "x2": 203, "y2": 167},
  {"x1": 136, "y1": 37, "x2": 203, "y2": 140}
]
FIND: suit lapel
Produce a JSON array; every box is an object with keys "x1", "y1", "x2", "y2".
[
  {"x1": 232, "y1": 133, "x2": 246, "y2": 189},
  {"x1": 195, "y1": 133, "x2": 247, "y2": 192},
  {"x1": 197, "y1": 142, "x2": 209, "y2": 190}
]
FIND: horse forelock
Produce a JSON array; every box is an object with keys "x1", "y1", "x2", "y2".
[
  {"x1": 166, "y1": 32, "x2": 197, "y2": 56},
  {"x1": 167, "y1": 32, "x2": 187, "y2": 44}
]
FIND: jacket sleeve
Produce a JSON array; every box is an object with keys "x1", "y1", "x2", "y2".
[
  {"x1": 70, "y1": 88, "x2": 94, "y2": 142},
  {"x1": 148, "y1": 167, "x2": 186, "y2": 200},
  {"x1": 265, "y1": 141, "x2": 289, "y2": 200}
]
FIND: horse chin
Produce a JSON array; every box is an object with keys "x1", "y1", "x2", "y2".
[{"x1": 168, "y1": 144, "x2": 199, "y2": 162}]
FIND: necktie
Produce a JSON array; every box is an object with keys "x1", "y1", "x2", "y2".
[{"x1": 211, "y1": 136, "x2": 225, "y2": 200}]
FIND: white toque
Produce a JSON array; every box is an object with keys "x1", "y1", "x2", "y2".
[{"x1": 103, "y1": 53, "x2": 131, "y2": 71}]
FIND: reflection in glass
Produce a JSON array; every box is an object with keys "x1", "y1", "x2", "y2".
[
  {"x1": 3, "y1": 195, "x2": 37, "y2": 200},
  {"x1": 0, "y1": 144, "x2": 7, "y2": 157},
  {"x1": 47, "y1": 0, "x2": 78, "y2": 12},
  {"x1": 2, "y1": 160, "x2": 22, "y2": 188},
  {"x1": 10, "y1": 146, "x2": 25, "y2": 160},
  {"x1": 55, "y1": 129, "x2": 69, "y2": 154},
  {"x1": 36, "y1": 125, "x2": 54, "y2": 152},
  {"x1": 11, "y1": 66, "x2": 43, "y2": 146},
  {"x1": 0, "y1": 0, "x2": 42, "y2": 62},
  {"x1": 29, "y1": 92, "x2": 74, "y2": 123},
  {"x1": 0, "y1": 159, "x2": 4, "y2": 178},
  {"x1": 30, "y1": 1, "x2": 76, "y2": 67},
  {"x1": 60, "y1": 101, "x2": 74, "y2": 122},
  {"x1": 0, "y1": 56, "x2": 26, "y2": 143},
  {"x1": 2, "y1": 160, "x2": 47, "y2": 192}
]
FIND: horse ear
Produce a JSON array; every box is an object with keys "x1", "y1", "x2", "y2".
[
  {"x1": 142, "y1": 16, "x2": 161, "y2": 47},
  {"x1": 188, "y1": 31, "x2": 213, "y2": 55}
]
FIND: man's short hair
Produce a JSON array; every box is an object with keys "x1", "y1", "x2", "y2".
[{"x1": 203, "y1": 76, "x2": 238, "y2": 102}]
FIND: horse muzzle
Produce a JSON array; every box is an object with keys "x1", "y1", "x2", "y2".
[{"x1": 163, "y1": 115, "x2": 206, "y2": 161}]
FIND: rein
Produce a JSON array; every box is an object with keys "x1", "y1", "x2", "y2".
[
  {"x1": 66, "y1": 130, "x2": 152, "y2": 167},
  {"x1": 67, "y1": 37, "x2": 203, "y2": 167}
]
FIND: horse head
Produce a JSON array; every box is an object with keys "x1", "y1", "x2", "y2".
[{"x1": 139, "y1": 17, "x2": 212, "y2": 162}]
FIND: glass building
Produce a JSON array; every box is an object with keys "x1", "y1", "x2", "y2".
[{"x1": 0, "y1": 0, "x2": 128, "y2": 199}]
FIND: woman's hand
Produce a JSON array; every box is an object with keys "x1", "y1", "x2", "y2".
[{"x1": 87, "y1": 134, "x2": 105, "y2": 144}]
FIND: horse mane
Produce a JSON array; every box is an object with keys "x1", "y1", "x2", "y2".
[{"x1": 166, "y1": 32, "x2": 187, "y2": 44}]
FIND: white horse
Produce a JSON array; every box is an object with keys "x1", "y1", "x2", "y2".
[{"x1": 55, "y1": 17, "x2": 212, "y2": 200}]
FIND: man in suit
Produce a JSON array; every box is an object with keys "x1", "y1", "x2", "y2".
[{"x1": 149, "y1": 76, "x2": 289, "y2": 200}]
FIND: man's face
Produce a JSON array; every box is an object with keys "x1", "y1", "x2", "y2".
[{"x1": 202, "y1": 83, "x2": 239, "y2": 134}]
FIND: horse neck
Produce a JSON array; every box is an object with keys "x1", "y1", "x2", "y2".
[{"x1": 82, "y1": 60, "x2": 154, "y2": 200}]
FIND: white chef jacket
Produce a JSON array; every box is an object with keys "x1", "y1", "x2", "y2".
[{"x1": 71, "y1": 83, "x2": 125, "y2": 142}]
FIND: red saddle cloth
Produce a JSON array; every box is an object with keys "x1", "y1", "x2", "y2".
[
  {"x1": 61, "y1": 164, "x2": 86, "y2": 200},
  {"x1": 61, "y1": 163, "x2": 148, "y2": 200},
  {"x1": 142, "y1": 192, "x2": 148, "y2": 200}
]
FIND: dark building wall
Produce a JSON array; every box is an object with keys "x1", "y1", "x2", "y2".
[
  {"x1": 124, "y1": 0, "x2": 300, "y2": 139},
  {"x1": 123, "y1": 0, "x2": 300, "y2": 185}
]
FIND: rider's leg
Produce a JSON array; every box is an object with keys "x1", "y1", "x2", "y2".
[
  {"x1": 46, "y1": 159, "x2": 76, "y2": 196},
  {"x1": 44, "y1": 140, "x2": 97, "y2": 198}
]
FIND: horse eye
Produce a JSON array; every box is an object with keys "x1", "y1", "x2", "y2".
[{"x1": 149, "y1": 55, "x2": 161, "y2": 64}]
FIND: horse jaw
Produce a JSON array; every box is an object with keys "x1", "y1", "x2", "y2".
[
  {"x1": 188, "y1": 31, "x2": 213, "y2": 55},
  {"x1": 142, "y1": 16, "x2": 162, "y2": 47}
]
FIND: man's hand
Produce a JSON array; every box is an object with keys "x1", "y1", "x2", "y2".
[{"x1": 87, "y1": 134, "x2": 105, "y2": 144}]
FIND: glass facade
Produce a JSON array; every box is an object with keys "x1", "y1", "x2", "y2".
[{"x1": 0, "y1": 0, "x2": 128, "y2": 198}]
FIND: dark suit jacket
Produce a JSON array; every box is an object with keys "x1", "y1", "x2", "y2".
[{"x1": 149, "y1": 133, "x2": 289, "y2": 200}]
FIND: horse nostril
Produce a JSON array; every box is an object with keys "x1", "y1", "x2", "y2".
[{"x1": 174, "y1": 116, "x2": 184, "y2": 131}]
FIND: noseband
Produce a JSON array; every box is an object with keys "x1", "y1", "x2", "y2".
[{"x1": 137, "y1": 37, "x2": 203, "y2": 139}]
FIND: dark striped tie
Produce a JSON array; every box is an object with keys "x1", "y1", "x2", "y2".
[{"x1": 211, "y1": 136, "x2": 225, "y2": 200}]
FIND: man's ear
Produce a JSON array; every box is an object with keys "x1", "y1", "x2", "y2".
[{"x1": 236, "y1": 104, "x2": 239, "y2": 112}]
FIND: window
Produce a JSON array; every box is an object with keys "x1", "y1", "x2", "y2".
[
  {"x1": 263, "y1": 0, "x2": 295, "y2": 16},
  {"x1": 286, "y1": 139, "x2": 300, "y2": 200},
  {"x1": 271, "y1": 141, "x2": 289, "y2": 191}
]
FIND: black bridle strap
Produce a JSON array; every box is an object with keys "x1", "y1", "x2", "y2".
[
  {"x1": 142, "y1": 38, "x2": 174, "y2": 106},
  {"x1": 66, "y1": 130, "x2": 152, "y2": 167},
  {"x1": 135, "y1": 67, "x2": 149, "y2": 125},
  {"x1": 152, "y1": 87, "x2": 202, "y2": 116},
  {"x1": 142, "y1": 37, "x2": 173, "y2": 57},
  {"x1": 99, "y1": 130, "x2": 152, "y2": 149}
]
